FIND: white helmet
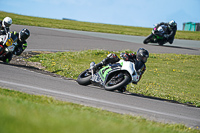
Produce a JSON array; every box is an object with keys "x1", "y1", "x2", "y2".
[
  {"x1": 169, "y1": 20, "x2": 177, "y2": 27},
  {"x1": 2, "y1": 17, "x2": 12, "y2": 27}
]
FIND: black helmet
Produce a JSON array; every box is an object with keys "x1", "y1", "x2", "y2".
[
  {"x1": 19, "y1": 28, "x2": 30, "y2": 41},
  {"x1": 136, "y1": 48, "x2": 149, "y2": 63}
]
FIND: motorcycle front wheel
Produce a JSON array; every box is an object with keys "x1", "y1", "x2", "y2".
[
  {"x1": 143, "y1": 34, "x2": 154, "y2": 44},
  {"x1": 104, "y1": 72, "x2": 130, "y2": 91},
  {"x1": 2, "y1": 53, "x2": 13, "y2": 63},
  {"x1": 77, "y1": 69, "x2": 92, "y2": 85}
]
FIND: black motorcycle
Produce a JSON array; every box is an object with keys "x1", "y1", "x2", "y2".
[{"x1": 143, "y1": 25, "x2": 168, "y2": 45}]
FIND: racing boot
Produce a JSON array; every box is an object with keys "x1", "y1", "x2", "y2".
[{"x1": 90, "y1": 62, "x2": 95, "y2": 69}]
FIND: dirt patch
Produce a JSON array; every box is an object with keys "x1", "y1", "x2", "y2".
[
  {"x1": 10, "y1": 51, "x2": 50, "y2": 68},
  {"x1": 8, "y1": 51, "x2": 73, "y2": 80}
]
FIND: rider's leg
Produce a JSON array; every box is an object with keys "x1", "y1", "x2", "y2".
[
  {"x1": 92, "y1": 53, "x2": 119, "y2": 71},
  {"x1": 168, "y1": 37, "x2": 174, "y2": 44},
  {"x1": 0, "y1": 45, "x2": 3, "y2": 55}
]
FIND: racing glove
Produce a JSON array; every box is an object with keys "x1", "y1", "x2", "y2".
[{"x1": 120, "y1": 53, "x2": 129, "y2": 61}]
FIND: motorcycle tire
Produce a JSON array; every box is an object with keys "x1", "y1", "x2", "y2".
[
  {"x1": 143, "y1": 34, "x2": 154, "y2": 44},
  {"x1": 77, "y1": 69, "x2": 92, "y2": 85},
  {"x1": 158, "y1": 42, "x2": 164, "y2": 46},
  {"x1": 2, "y1": 53, "x2": 13, "y2": 63},
  {"x1": 104, "y1": 72, "x2": 130, "y2": 91}
]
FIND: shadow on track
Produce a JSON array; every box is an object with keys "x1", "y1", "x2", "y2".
[
  {"x1": 146, "y1": 43, "x2": 199, "y2": 51},
  {"x1": 82, "y1": 82, "x2": 198, "y2": 108}
]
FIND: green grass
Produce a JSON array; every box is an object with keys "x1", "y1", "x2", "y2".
[
  {"x1": 0, "y1": 88, "x2": 199, "y2": 133},
  {"x1": 27, "y1": 50, "x2": 200, "y2": 107},
  {"x1": 1, "y1": 11, "x2": 200, "y2": 40}
]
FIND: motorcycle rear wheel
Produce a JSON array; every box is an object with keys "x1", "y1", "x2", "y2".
[
  {"x1": 77, "y1": 69, "x2": 92, "y2": 85},
  {"x1": 104, "y1": 72, "x2": 130, "y2": 91}
]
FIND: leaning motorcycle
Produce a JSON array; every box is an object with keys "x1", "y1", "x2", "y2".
[
  {"x1": 143, "y1": 25, "x2": 168, "y2": 45},
  {"x1": 0, "y1": 32, "x2": 17, "y2": 63},
  {"x1": 77, "y1": 60, "x2": 141, "y2": 91}
]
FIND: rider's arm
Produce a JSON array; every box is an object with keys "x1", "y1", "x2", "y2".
[
  {"x1": 22, "y1": 42, "x2": 27, "y2": 51},
  {"x1": 168, "y1": 26, "x2": 177, "y2": 38},
  {"x1": 102, "y1": 53, "x2": 120, "y2": 65},
  {"x1": 0, "y1": 21, "x2": 9, "y2": 34},
  {"x1": 136, "y1": 64, "x2": 146, "y2": 83},
  {"x1": 0, "y1": 28, "x2": 7, "y2": 35},
  {"x1": 140, "y1": 64, "x2": 146, "y2": 75},
  {"x1": 120, "y1": 53, "x2": 129, "y2": 61},
  {"x1": 120, "y1": 53, "x2": 136, "y2": 62},
  {"x1": 5, "y1": 27, "x2": 9, "y2": 33},
  {"x1": 14, "y1": 42, "x2": 27, "y2": 56}
]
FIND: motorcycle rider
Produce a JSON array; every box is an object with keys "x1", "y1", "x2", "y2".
[
  {"x1": 91, "y1": 48, "x2": 149, "y2": 91},
  {"x1": 0, "y1": 28, "x2": 30, "y2": 63},
  {"x1": 0, "y1": 17, "x2": 12, "y2": 35},
  {"x1": 155, "y1": 20, "x2": 177, "y2": 44}
]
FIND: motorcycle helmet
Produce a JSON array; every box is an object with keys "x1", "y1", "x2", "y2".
[
  {"x1": 136, "y1": 48, "x2": 149, "y2": 63},
  {"x1": 169, "y1": 20, "x2": 177, "y2": 28},
  {"x1": 2, "y1": 17, "x2": 12, "y2": 27},
  {"x1": 19, "y1": 28, "x2": 30, "y2": 41}
]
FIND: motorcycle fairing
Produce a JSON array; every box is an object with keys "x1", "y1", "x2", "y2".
[
  {"x1": 119, "y1": 60, "x2": 140, "y2": 83},
  {"x1": 91, "y1": 72, "x2": 104, "y2": 86},
  {"x1": 91, "y1": 63, "x2": 122, "y2": 86},
  {"x1": 5, "y1": 38, "x2": 14, "y2": 47},
  {"x1": 152, "y1": 25, "x2": 167, "y2": 40},
  {"x1": 4, "y1": 32, "x2": 18, "y2": 47},
  {"x1": 99, "y1": 63, "x2": 122, "y2": 81}
]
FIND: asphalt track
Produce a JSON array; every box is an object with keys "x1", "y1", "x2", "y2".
[
  {"x1": 12, "y1": 24, "x2": 200, "y2": 54},
  {"x1": 0, "y1": 24, "x2": 200, "y2": 128}
]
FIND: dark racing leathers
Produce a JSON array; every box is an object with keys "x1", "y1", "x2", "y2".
[
  {"x1": 0, "y1": 20, "x2": 10, "y2": 35},
  {"x1": 155, "y1": 22, "x2": 177, "y2": 44},
  {"x1": 0, "y1": 31, "x2": 27, "y2": 63}
]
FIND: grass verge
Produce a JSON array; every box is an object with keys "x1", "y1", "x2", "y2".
[
  {"x1": 0, "y1": 11, "x2": 200, "y2": 40},
  {"x1": 0, "y1": 88, "x2": 199, "y2": 133},
  {"x1": 27, "y1": 50, "x2": 200, "y2": 107}
]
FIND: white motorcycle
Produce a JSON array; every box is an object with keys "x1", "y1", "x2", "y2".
[{"x1": 77, "y1": 60, "x2": 140, "y2": 92}]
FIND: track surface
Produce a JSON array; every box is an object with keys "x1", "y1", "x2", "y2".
[
  {"x1": 0, "y1": 24, "x2": 200, "y2": 128},
  {"x1": 12, "y1": 25, "x2": 200, "y2": 54}
]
